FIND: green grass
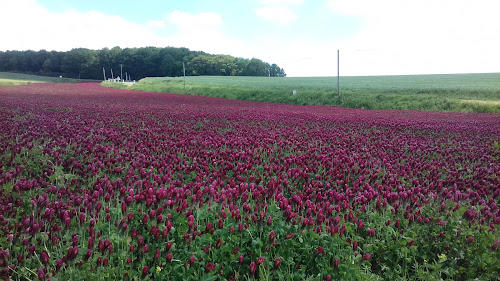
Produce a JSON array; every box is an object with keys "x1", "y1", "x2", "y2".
[
  {"x1": 102, "y1": 73, "x2": 500, "y2": 113},
  {"x1": 0, "y1": 72, "x2": 84, "y2": 85}
]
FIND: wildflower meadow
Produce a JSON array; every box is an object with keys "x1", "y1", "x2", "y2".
[{"x1": 1, "y1": 83, "x2": 499, "y2": 280}]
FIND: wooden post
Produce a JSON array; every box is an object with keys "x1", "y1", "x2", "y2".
[
  {"x1": 337, "y1": 50, "x2": 340, "y2": 97},
  {"x1": 183, "y1": 62, "x2": 186, "y2": 90}
]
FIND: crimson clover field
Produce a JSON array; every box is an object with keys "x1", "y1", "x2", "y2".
[{"x1": 0, "y1": 83, "x2": 499, "y2": 280}]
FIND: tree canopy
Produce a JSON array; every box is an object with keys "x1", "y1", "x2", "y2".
[{"x1": 0, "y1": 47, "x2": 286, "y2": 80}]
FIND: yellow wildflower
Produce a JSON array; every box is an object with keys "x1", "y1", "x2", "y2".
[
  {"x1": 156, "y1": 266, "x2": 162, "y2": 273},
  {"x1": 439, "y1": 254, "x2": 446, "y2": 260}
]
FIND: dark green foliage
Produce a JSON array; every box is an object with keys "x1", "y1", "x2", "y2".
[
  {"x1": 243, "y1": 58, "x2": 271, "y2": 76},
  {"x1": 0, "y1": 47, "x2": 284, "y2": 80},
  {"x1": 269, "y1": 63, "x2": 286, "y2": 77}
]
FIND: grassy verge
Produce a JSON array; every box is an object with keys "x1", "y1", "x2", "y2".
[
  {"x1": 0, "y1": 72, "x2": 86, "y2": 85},
  {"x1": 102, "y1": 74, "x2": 500, "y2": 113}
]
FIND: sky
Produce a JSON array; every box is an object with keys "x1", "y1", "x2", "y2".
[{"x1": 1, "y1": 0, "x2": 499, "y2": 77}]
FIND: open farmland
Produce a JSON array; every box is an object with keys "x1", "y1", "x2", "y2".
[
  {"x1": 1, "y1": 83, "x2": 500, "y2": 280},
  {"x1": 102, "y1": 73, "x2": 500, "y2": 113},
  {"x1": 0, "y1": 72, "x2": 84, "y2": 86}
]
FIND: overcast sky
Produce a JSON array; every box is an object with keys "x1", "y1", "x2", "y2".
[{"x1": 1, "y1": 0, "x2": 499, "y2": 77}]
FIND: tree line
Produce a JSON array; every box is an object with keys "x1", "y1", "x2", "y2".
[{"x1": 0, "y1": 47, "x2": 286, "y2": 80}]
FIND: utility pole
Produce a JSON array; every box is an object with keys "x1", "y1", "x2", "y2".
[
  {"x1": 337, "y1": 49, "x2": 340, "y2": 97},
  {"x1": 183, "y1": 62, "x2": 186, "y2": 90}
]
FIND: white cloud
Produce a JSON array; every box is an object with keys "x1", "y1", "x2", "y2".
[
  {"x1": 325, "y1": 0, "x2": 500, "y2": 75},
  {"x1": 0, "y1": 0, "x2": 166, "y2": 51},
  {"x1": 247, "y1": 37, "x2": 341, "y2": 77},
  {"x1": 0, "y1": 1, "x2": 257, "y2": 69},
  {"x1": 329, "y1": 0, "x2": 500, "y2": 47},
  {"x1": 328, "y1": 0, "x2": 399, "y2": 15},
  {"x1": 255, "y1": 0, "x2": 302, "y2": 25},
  {"x1": 0, "y1": 1, "x2": 253, "y2": 61},
  {"x1": 166, "y1": 10, "x2": 222, "y2": 29},
  {"x1": 1, "y1": 0, "x2": 497, "y2": 76},
  {"x1": 261, "y1": 0, "x2": 304, "y2": 4},
  {"x1": 147, "y1": 20, "x2": 166, "y2": 29},
  {"x1": 254, "y1": 6, "x2": 298, "y2": 24},
  {"x1": 163, "y1": 10, "x2": 254, "y2": 57}
]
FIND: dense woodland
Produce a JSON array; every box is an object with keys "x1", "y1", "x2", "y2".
[{"x1": 0, "y1": 47, "x2": 286, "y2": 80}]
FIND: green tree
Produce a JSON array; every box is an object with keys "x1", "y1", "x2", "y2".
[
  {"x1": 243, "y1": 58, "x2": 270, "y2": 76},
  {"x1": 187, "y1": 56, "x2": 211, "y2": 76},
  {"x1": 279, "y1": 68, "x2": 286, "y2": 77},
  {"x1": 0, "y1": 47, "x2": 285, "y2": 79},
  {"x1": 42, "y1": 59, "x2": 53, "y2": 73},
  {"x1": 269, "y1": 63, "x2": 281, "y2": 77},
  {"x1": 61, "y1": 48, "x2": 101, "y2": 79},
  {"x1": 80, "y1": 50, "x2": 101, "y2": 79},
  {"x1": 61, "y1": 49, "x2": 87, "y2": 78}
]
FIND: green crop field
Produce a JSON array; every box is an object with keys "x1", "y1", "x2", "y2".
[
  {"x1": 0, "y1": 72, "x2": 84, "y2": 85},
  {"x1": 102, "y1": 73, "x2": 500, "y2": 113}
]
